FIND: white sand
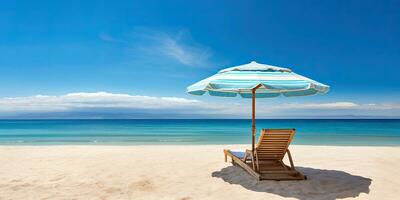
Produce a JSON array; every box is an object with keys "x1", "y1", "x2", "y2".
[{"x1": 0, "y1": 145, "x2": 399, "y2": 200}]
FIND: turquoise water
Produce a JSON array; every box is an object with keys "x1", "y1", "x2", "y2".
[{"x1": 0, "y1": 119, "x2": 399, "y2": 146}]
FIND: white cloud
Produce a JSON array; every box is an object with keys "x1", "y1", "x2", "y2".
[
  {"x1": 274, "y1": 102, "x2": 360, "y2": 110},
  {"x1": 0, "y1": 92, "x2": 202, "y2": 113},
  {"x1": 262, "y1": 102, "x2": 400, "y2": 111},
  {"x1": 0, "y1": 92, "x2": 399, "y2": 118},
  {"x1": 359, "y1": 103, "x2": 400, "y2": 110}
]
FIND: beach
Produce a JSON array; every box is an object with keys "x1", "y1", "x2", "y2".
[{"x1": 0, "y1": 145, "x2": 399, "y2": 200}]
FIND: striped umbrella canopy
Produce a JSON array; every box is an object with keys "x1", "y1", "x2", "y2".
[
  {"x1": 187, "y1": 61, "x2": 329, "y2": 97},
  {"x1": 187, "y1": 61, "x2": 329, "y2": 158}
]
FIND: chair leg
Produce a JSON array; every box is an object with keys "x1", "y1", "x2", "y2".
[
  {"x1": 255, "y1": 151, "x2": 260, "y2": 172},
  {"x1": 286, "y1": 149, "x2": 295, "y2": 170},
  {"x1": 251, "y1": 151, "x2": 257, "y2": 171},
  {"x1": 224, "y1": 149, "x2": 228, "y2": 162}
]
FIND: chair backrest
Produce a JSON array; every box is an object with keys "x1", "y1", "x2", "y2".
[{"x1": 255, "y1": 129, "x2": 295, "y2": 160}]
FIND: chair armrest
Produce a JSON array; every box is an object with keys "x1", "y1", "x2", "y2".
[
  {"x1": 242, "y1": 149, "x2": 253, "y2": 162},
  {"x1": 247, "y1": 149, "x2": 258, "y2": 171}
]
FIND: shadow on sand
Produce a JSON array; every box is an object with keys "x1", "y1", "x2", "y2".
[{"x1": 212, "y1": 166, "x2": 371, "y2": 200}]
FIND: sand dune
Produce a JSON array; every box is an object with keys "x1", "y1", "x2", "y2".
[{"x1": 0, "y1": 145, "x2": 398, "y2": 199}]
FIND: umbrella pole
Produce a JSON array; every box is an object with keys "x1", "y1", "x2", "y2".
[
  {"x1": 251, "y1": 84, "x2": 261, "y2": 171},
  {"x1": 251, "y1": 88, "x2": 256, "y2": 170},
  {"x1": 251, "y1": 88, "x2": 256, "y2": 156}
]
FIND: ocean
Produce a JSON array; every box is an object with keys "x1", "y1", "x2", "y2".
[{"x1": 0, "y1": 119, "x2": 399, "y2": 146}]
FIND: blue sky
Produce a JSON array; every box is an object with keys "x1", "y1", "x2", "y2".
[{"x1": 0, "y1": 1, "x2": 399, "y2": 118}]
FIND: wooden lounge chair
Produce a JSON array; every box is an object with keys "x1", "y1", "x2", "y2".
[{"x1": 224, "y1": 129, "x2": 306, "y2": 180}]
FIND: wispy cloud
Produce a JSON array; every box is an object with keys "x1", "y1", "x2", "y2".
[
  {"x1": 98, "y1": 32, "x2": 124, "y2": 43},
  {"x1": 100, "y1": 28, "x2": 214, "y2": 67},
  {"x1": 0, "y1": 92, "x2": 399, "y2": 118},
  {"x1": 152, "y1": 31, "x2": 212, "y2": 66}
]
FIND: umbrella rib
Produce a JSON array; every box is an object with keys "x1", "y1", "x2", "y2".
[{"x1": 205, "y1": 84, "x2": 315, "y2": 93}]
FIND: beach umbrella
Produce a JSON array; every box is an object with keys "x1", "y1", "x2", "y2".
[{"x1": 187, "y1": 61, "x2": 329, "y2": 159}]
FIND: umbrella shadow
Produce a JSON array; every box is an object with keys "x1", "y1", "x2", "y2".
[{"x1": 212, "y1": 166, "x2": 371, "y2": 200}]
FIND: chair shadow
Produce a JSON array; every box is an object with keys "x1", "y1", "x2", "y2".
[{"x1": 212, "y1": 166, "x2": 371, "y2": 200}]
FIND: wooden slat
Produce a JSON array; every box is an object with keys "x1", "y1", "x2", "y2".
[
  {"x1": 258, "y1": 154, "x2": 284, "y2": 157},
  {"x1": 257, "y1": 152, "x2": 283, "y2": 156},
  {"x1": 261, "y1": 141, "x2": 289, "y2": 143},
  {"x1": 263, "y1": 138, "x2": 290, "y2": 140},
  {"x1": 257, "y1": 149, "x2": 285, "y2": 152},
  {"x1": 260, "y1": 174, "x2": 305, "y2": 181},
  {"x1": 262, "y1": 138, "x2": 289, "y2": 140},
  {"x1": 259, "y1": 170, "x2": 299, "y2": 175},
  {"x1": 259, "y1": 145, "x2": 286, "y2": 147},
  {"x1": 259, "y1": 143, "x2": 287, "y2": 146},
  {"x1": 260, "y1": 140, "x2": 287, "y2": 143},
  {"x1": 257, "y1": 152, "x2": 284, "y2": 154},
  {"x1": 259, "y1": 167, "x2": 287, "y2": 171},
  {"x1": 258, "y1": 147, "x2": 285, "y2": 149},
  {"x1": 259, "y1": 155, "x2": 284, "y2": 157},
  {"x1": 257, "y1": 148, "x2": 285, "y2": 151},
  {"x1": 258, "y1": 147, "x2": 285, "y2": 150},
  {"x1": 258, "y1": 152, "x2": 283, "y2": 154},
  {"x1": 263, "y1": 136, "x2": 290, "y2": 138},
  {"x1": 258, "y1": 151, "x2": 285, "y2": 153},
  {"x1": 258, "y1": 150, "x2": 284, "y2": 152},
  {"x1": 263, "y1": 136, "x2": 290, "y2": 139},
  {"x1": 258, "y1": 153, "x2": 284, "y2": 155},
  {"x1": 257, "y1": 157, "x2": 282, "y2": 159},
  {"x1": 258, "y1": 145, "x2": 286, "y2": 148},
  {"x1": 259, "y1": 144, "x2": 286, "y2": 146},
  {"x1": 266, "y1": 134, "x2": 291, "y2": 136}
]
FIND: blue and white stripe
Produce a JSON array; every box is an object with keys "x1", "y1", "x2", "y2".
[{"x1": 187, "y1": 61, "x2": 329, "y2": 98}]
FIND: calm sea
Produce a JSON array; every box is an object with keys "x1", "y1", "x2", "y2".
[{"x1": 0, "y1": 119, "x2": 399, "y2": 146}]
